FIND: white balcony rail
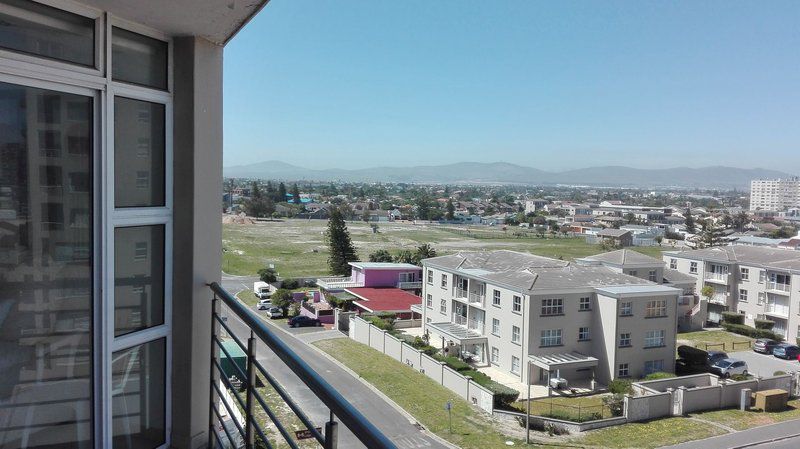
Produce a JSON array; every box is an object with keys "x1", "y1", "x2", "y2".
[
  {"x1": 452, "y1": 313, "x2": 467, "y2": 326},
  {"x1": 767, "y1": 281, "x2": 791, "y2": 293},
  {"x1": 709, "y1": 292, "x2": 728, "y2": 304},
  {"x1": 396, "y1": 281, "x2": 423, "y2": 290},
  {"x1": 451, "y1": 313, "x2": 484, "y2": 334},
  {"x1": 468, "y1": 292, "x2": 485, "y2": 306},
  {"x1": 316, "y1": 277, "x2": 364, "y2": 290},
  {"x1": 704, "y1": 271, "x2": 729, "y2": 282},
  {"x1": 765, "y1": 303, "x2": 790, "y2": 317},
  {"x1": 455, "y1": 288, "x2": 469, "y2": 299}
]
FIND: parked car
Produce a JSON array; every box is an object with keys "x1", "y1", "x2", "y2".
[
  {"x1": 253, "y1": 281, "x2": 272, "y2": 299},
  {"x1": 257, "y1": 299, "x2": 272, "y2": 310},
  {"x1": 753, "y1": 338, "x2": 779, "y2": 354},
  {"x1": 772, "y1": 343, "x2": 800, "y2": 359},
  {"x1": 709, "y1": 358, "x2": 749, "y2": 378},
  {"x1": 288, "y1": 316, "x2": 321, "y2": 328},
  {"x1": 265, "y1": 307, "x2": 283, "y2": 319},
  {"x1": 707, "y1": 350, "x2": 728, "y2": 366}
]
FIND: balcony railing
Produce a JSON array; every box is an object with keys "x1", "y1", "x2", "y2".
[
  {"x1": 704, "y1": 272, "x2": 729, "y2": 283},
  {"x1": 767, "y1": 281, "x2": 791, "y2": 294},
  {"x1": 209, "y1": 282, "x2": 397, "y2": 449},
  {"x1": 316, "y1": 277, "x2": 365, "y2": 290},
  {"x1": 708, "y1": 292, "x2": 728, "y2": 305},
  {"x1": 451, "y1": 313, "x2": 484, "y2": 334},
  {"x1": 455, "y1": 287, "x2": 469, "y2": 299},
  {"x1": 468, "y1": 292, "x2": 485, "y2": 306},
  {"x1": 765, "y1": 302, "x2": 790, "y2": 318},
  {"x1": 396, "y1": 281, "x2": 423, "y2": 290},
  {"x1": 453, "y1": 313, "x2": 467, "y2": 326}
]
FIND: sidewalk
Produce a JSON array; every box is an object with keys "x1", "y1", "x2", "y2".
[{"x1": 660, "y1": 418, "x2": 800, "y2": 449}]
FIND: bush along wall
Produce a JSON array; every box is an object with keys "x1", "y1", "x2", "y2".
[{"x1": 722, "y1": 323, "x2": 784, "y2": 341}]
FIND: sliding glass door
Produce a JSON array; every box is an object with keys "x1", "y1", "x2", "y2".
[{"x1": 0, "y1": 81, "x2": 94, "y2": 448}]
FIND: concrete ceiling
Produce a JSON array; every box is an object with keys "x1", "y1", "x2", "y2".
[{"x1": 83, "y1": 0, "x2": 270, "y2": 45}]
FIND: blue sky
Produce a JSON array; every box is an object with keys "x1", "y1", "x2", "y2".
[{"x1": 223, "y1": 0, "x2": 799, "y2": 173}]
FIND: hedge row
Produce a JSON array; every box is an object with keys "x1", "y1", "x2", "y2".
[
  {"x1": 722, "y1": 323, "x2": 784, "y2": 341},
  {"x1": 432, "y1": 354, "x2": 472, "y2": 372},
  {"x1": 721, "y1": 311, "x2": 744, "y2": 325}
]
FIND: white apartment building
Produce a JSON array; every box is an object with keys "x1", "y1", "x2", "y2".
[
  {"x1": 750, "y1": 178, "x2": 800, "y2": 212},
  {"x1": 664, "y1": 246, "x2": 800, "y2": 341},
  {"x1": 420, "y1": 250, "x2": 680, "y2": 387}
]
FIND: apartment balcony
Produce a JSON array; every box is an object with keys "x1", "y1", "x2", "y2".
[
  {"x1": 396, "y1": 281, "x2": 423, "y2": 290},
  {"x1": 209, "y1": 283, "x2": 396, "y2": 449},
  {"x1": 703, "y1": 272, "x2": 730, "y2": 285},
  {"x1": 767, "y1": 281, "x2": 792, "y2": 296},
  {"x1": 764, "y1": 301, "x2": 790, "y2": 319},
  {"x1": 316, "y1": 277, "x2": 364, "y2": 290},
  {"x1": 451, "y1": 313, "x2": 485, "y2": 335},
  {"x1": 708, "y1": 292, "x2": 729, "y2": 305}
]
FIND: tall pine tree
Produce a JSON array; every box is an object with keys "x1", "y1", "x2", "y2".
[
  {"x1": 277, "y1": 182, "x2": 288, "y2": 203},
  {"x1": 684, "y1": 208, "x2": 696, "y2": 234},
  {"x1": 291, "y1": 183, "x2": 301, "y2": 204},
  {"x1": 446, "y1": 198, "x2": 455, "y2": 220},
  {"x1": 326, "y1": 207, "x2": 358, "y2": 275}
]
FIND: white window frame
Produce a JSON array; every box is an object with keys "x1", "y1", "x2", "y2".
[
  {"x1": 0, "y1": 7, "x2": 175, "y2": 447},
  {"x1": 426, "y1": 294, "x2": 432, "y2": 308},
  {"x1": 440, "y1": 299, "x2": 446, "y2": 314},
  {"x1": 619, "y1": 332, "x2": 631, "y2": 347},
  {"x1": 645, "y1": 299, "x2": 667, "y2": 318},
  {"x1": 620, "y1": 301, "x2": 633, "y2": 316},
  {"x1": 644, "y1": 330, "x2": 665, "y2": 348},
  {"x1": 491, "y1": 347, "x2": 499, "y2": 364},
  {"x1": 540, "y1": 329, "x2": 562, "y2": 347},
  {"x1": 578, "y1": 327, "x2": 590, "y2": 341},
  {"x1": 492, "y1": 318, "x2": 500, "y2": 336},
  {"x1": 670, "y1": 258, "x2": 677, "y2": 269},
  {"x1": 541, "y1": 298, "x2": 563, "y2": 316},
  {"x1": 739, "y1": 289, "x2": 748, "y2": 302},
  {"x1": 440, "y1": 273, "x2": 447, "y2": 288},
  {"x1": 690, "y1": 261, "x2": 698, "y2": 274},
  {"x1": 512, "y1": 295, "x2": 522, "y2": 313},
  {"x1": 492, "y1": 289, "x2": 501, "y2": 306},
  {"x1": 618, "y1": 363, "x2": 629, "y2": 377},
  {"x1": 644, "y1": 359, "x2": 664, "y2": 375},
  {"x1": 426, "y1": 269, "x2": 433, "y2": 284},
  {"x1": 648, "y1": 270, "x2": 657, "y2": 282},
  {"x1": 511, "y1": 325, "x2": 520, "y2": 344},
  {"x1": 511, "y1": 355, "x2": 520, "y2": 374},
  {"x1": 740, "y1": 267, "x2": 749, "y2": 281},
  {"x1": 579, "y1": 296, "x2": 591, "y2": 311}
]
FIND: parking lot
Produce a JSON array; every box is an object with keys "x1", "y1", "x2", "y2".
[{"x1": 727, "y1": 348, "x2": 800, "y2": 377}]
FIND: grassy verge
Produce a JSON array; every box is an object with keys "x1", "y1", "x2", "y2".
[
  {"x1": 677, "y1": 330, "x2": 754, "y2": 352},
  {"x1": 691, "y1": 399, "x2": 800, "y2": 431},
  {"x1": 312, "y1": 338, "x2": 551, "y2": 449},
  {"x1": 251, "y1": 374, "x2": 320, "y2": 449},
  {"x1": 572, "y1": 417, "x2": 726, "y2": 448}
]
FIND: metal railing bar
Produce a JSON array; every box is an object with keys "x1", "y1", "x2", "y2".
[
  {"x1": 209, "y1": 281, "x2": 398, "y2": 449},
  {"x1": 212, "y1": 402, "x2": 241, "y2": 449},
  {"x1": 251, "y1": 385, "x2": 304, "y2": 449},
  {"x1": 212, "y1": 358, "x2": 247, "y2": 411},
  {"x1": 211, "y1": 424, "x2": 226, "y2": 449},
  {"x1": 212, "y1": 381, "x2": 246, "y2": 438},
  {"x1": 249, "y1": 415, "x2": 275, "y2": 449},
  {"x1": 212, "y1": 335, "x2": 248, "y2": 382},
  {"x1": 252, "y1": 358, "x2": 326, "y2": 445},
  {"x1": 214, "y1": 311, "x2": 248, "y2": 352}
]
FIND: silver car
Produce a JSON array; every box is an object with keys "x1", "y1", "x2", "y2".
[
  {"x1": 265, "y1": 307, "x2": 283, "y2": 319},
  {"x1": 710, "y1": 358, "x2": 748, "y2": 378}
]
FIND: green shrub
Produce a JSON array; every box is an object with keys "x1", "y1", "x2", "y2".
[
  {"x1": 281, "y1": 279, "x2": 300, "y2": 289},
  {"x1": 774, "y1": 371, "x2": 787, "y2": 376},
  {"x1": 722, "y1": 323, "x2": 784, "y2": 341},
  {"x1": 644, "y1": 372, "x2": 676, "y2": 380},
  {"x1": 722, "y1": 311, "x2": 744, "y2": 325},
  {"x1": 432, "y1": 354, "x2": 471, "y2": 371},
  {"x1": 603, "y1": 394, "x2": 625, "y2": 417},
  {"x1": 461, "y1": 370, "x2": 519, "y2": 406},
  {"x1": 754, "y1": 319, "x2": 775, "y2": 330},
  {"x1": 731, "y1": 374, "x2": 751, "y2": 382},
  {"x1": 608, "y1": 379, "x2": 633, "y2": 395}
]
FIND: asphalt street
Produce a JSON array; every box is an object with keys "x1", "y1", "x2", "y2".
[
  {"x1": 218, "y1": 273, "x2": 447, "y2": 449},
  {"x1": 725, "y1": 348, "x2": 800, "y2": 377},
  {"x1": 661, "y1": 419, "x2": 800, "y2": 449}
]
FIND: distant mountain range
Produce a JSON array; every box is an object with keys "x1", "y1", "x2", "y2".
[{"x1": 223, "y1": 160, "x2": 794, "y2": 189}]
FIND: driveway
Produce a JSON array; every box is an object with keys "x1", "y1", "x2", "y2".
[{"x1": 726, "y1": 349, "x2": 800, "y2": 377}]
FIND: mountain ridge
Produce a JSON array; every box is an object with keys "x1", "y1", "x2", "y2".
[{"x1": 223, "y1": 160, "x2": 794, "y2": 189}]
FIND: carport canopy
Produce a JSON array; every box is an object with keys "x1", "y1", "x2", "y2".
[
  {"x1": 427, "y1": 322, "x2": 487, "y2": 344},
  {"x1": 529, "y1": 352, "x2": 599, "y2": 371}
]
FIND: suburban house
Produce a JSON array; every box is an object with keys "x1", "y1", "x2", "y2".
[
  {"x1": 596, "y1": 229, "x2": 634, "y2": 247},
  {"x1": 347, "y1": 287, "x2": 423, "y2": 320},
  {"x1": 0, "y1": 1, "x2": 395, "y2": 448},
  {"x1": 420, "y1": 250, "x2": 680, "y2": 388},
  {"x1": 664, "y1": 246, "x2": 800, "y2": 340}
]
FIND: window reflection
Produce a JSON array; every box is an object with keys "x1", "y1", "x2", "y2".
[
  {"x1": 0, "y1": 82, "x2": 93, "y2": 448},
  {"x1": 112, "y1": 339, "x2": 166, "y2": 449},
  {"x1": 115, "y1": 226, "x2": 165, "y2": 336},
  {"x1": 114, "y1": 97, "x2": 165, "y2": 208}
]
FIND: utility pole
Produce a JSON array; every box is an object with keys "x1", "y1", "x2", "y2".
[{"x1": 526, "y1": 362, "x2": 531, "y2": 443}]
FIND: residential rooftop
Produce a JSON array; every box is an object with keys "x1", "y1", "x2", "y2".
[
  {"x1": 580, "y1": 248, "x2": 664, "y2": 267},
  {"x1": 423, "y1": 250, "x2": 657, "y2": 292},
  {"x1": 349, "y1": 262, "x2": 420, "y2": 270},
  {"x1": 664, "y1": 245, "x2": 800, "y2": 272}
]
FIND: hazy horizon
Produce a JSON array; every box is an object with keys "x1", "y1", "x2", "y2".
[{"x1": 223, "y1": 1, "x2": 799, "y2": 173}]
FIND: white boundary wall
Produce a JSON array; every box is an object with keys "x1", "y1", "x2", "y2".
[{"x1": 348, "y1": 316, "x2": 494, "y2": 413}]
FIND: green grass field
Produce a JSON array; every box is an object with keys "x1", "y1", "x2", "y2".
[
  {"x1": 677, "y1": 330, "x2": 754, "y2": 352},
  {"x1": 222, "y1": 219, "x2": 669, "y2": 278}
]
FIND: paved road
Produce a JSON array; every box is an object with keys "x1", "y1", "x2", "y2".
[
  {"x1": 218, "y1": 276, "x2": 447, "y2": 449},
  {"x1": 661, "y1": 419, "x2": 800, "y2": 449}
]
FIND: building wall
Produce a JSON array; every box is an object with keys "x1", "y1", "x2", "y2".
[
  {"x1": 355, "y1": 267, "x2": 421, "y2": 287},
  {"x1": 614, "y1": 293, "x2": 678, "y2": 380}
]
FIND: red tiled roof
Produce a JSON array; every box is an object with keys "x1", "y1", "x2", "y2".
[{"x1": 346, "y1": 287, "x2": 421, "y2": 313}]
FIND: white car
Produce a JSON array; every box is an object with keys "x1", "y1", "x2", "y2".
[
  {"x1": 265, "y1": 307, "x2": 283, "y2": 319},
  {"x1": 710, "y1": 358, "x2": 749, "y2": 378},
  {"x1": 257, "y1": 299, "x2": 272, "y2": 310}
]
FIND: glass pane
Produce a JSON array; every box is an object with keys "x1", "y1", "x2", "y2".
[
  {"x1": 0, "y1": 0, "x2": 94, "y2": 66},
  {"x1": 114, "y1": 97, "x2": 165, "y2": 208},
  {"x1": 114, "y1": 225, "x2": 165, "y2": 336},
  {"x1": 112, "y1": 339, "x2": 166, "y2": 449},
  {"x1": 0, "y1": 82, "x2": 93, "y2": 448},
  {"x1": 112, "y1": 27, "x2": 167, "y2": 90}
]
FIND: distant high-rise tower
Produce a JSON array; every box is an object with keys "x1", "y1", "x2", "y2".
[{"x1": 749, "y1": 177, "x2": 800, "y2": 211}]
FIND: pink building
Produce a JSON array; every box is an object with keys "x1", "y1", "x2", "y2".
[{"x1": 317, "y1": 262, "x2": 423, "y2": 292}]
